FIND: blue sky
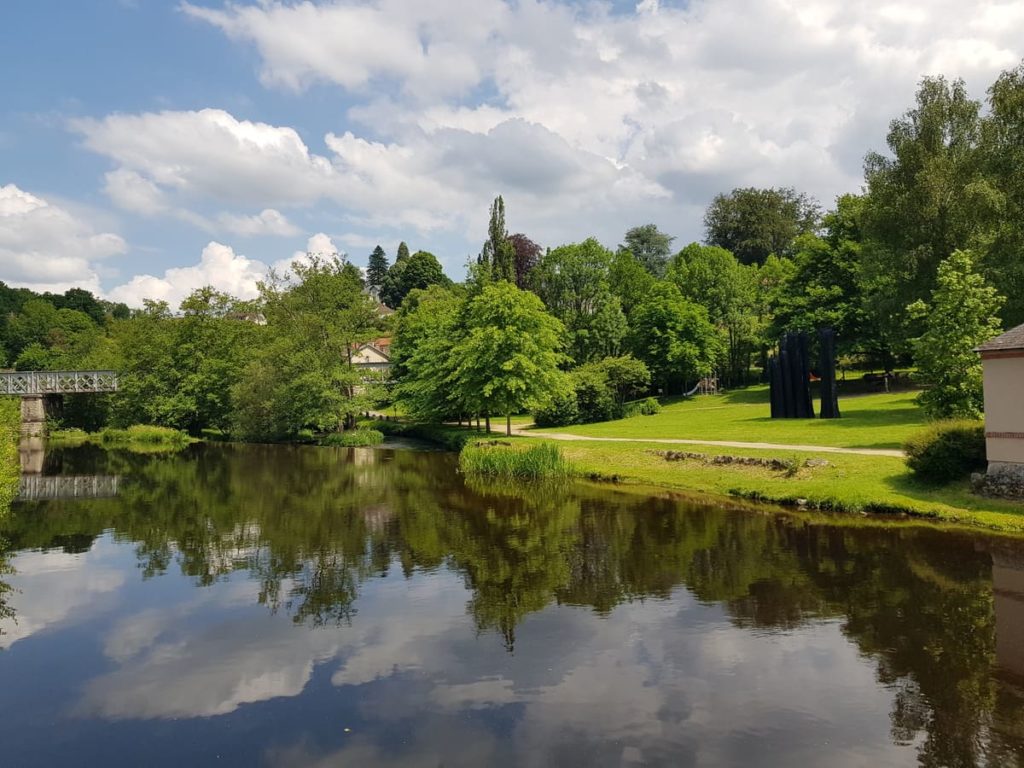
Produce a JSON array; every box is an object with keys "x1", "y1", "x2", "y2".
[{"x1": 2, "y1": 0, "x2": 1021, "y2": 306}]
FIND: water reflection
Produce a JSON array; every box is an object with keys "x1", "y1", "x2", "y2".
[{"x1": 0, "y1": 443, "x2": 1023, "y2": 766}]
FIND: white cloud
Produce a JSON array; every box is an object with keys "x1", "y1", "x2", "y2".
[
  {"x1": 106, "y1": 241, "x2": 268, "y2": 308},
  {"x1": 0, "y1": 184, "x2": 125, "y2": 294},
  {"x1": 271, "y1": 231, "x2": 344, "y2": 274},
  {"x1": 0, "y1": 544, "x2": 126, "y2": 651},
  {"x1": 170, "y1": 0, "x2": 1022, "y2": 251},
  {"x1": 216, "y1": 208, "x2": 300, "y2": 237}
]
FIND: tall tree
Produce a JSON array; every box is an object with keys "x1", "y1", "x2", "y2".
[
  {"x1": 608, "y1": 247, "x2": 657, "y2": 318},
  {"x1": 628, "y1": 283, "x2": 720, "y2": 394},
  {"x1": 480, "y1": 196, "x2": 516, "y2": 283},
  {"x1": 380, "y1": 250, "x2": 451, "y2": 309},
  {"x1": 982, "y1": 62, "x2": 1024, "y2": 326},
  {"x1": 366, "y1": 245, "x2": 390, "y2": 296},
  {"x1": 233, "y1": 256, "x2": 382, "y2": 439},
  {"x1": 507, "y1": 233, "x2": 542, "y2": 289},
  {"x1": 860, "y1": 75, "x2": 992, "y2": 354},
  {"x1": 392, "y1": 285, "x2": 468, "y2": 423},
  {"x1": 622, "y1": 224, "x2": 675, "y2": 277},
  {"x1": 530, "y1": 238, "x2": 627, "y2": 364},
  {"x1": 668, "y1": 243, "x2": 758, "y2": 386},
  {"x1": 703, "y1": 187, "x2": 820, "y2": 265},
  {"x1": 908, "y1": 249, "x2": 1004, "y2": 419},
  {"x1": 453, "y1": 282, "x2": 566, "y2": 435},
  {"x1": 396, "y1": 241, "x2": 411, "y2": 262},
  {"x1": 773, "y1": 195, "x2": 867, "y2": 357}
]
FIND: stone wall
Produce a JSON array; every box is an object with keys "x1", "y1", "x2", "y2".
[{"x1": 972, "y1": 462, "x2": 1024, "y2": 499}]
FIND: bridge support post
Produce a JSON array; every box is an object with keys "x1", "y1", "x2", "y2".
[{"x1": 20, "y1": 395, "x2": 61, "y2": 438}]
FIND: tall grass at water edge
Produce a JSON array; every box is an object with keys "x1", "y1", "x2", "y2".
[
  {"x1": 99, "y1": 425, "x2": 195, "y2": 446},
  {"x1": 459, "y1": 441, "x2": 575, "y2": 480}
]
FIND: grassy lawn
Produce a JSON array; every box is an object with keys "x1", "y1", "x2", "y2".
[
  {"x1": 530, "y1": 386, "x2": 925, "y2": 450},
  {"x1": 549, "y1": 439, "x2": 1024, "y2": 530}
]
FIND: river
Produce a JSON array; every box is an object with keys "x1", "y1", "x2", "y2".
[{"x1": 1, "y1": 441, "x2": 1023, "y2": 767}]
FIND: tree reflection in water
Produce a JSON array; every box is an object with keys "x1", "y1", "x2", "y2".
[{"x1": 2, "y1": 441, "x2": 1024, "y2": 765}]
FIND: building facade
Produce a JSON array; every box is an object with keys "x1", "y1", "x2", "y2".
[{"x1": 978, "y1": 324, "x2": 1024, "y2": 485}]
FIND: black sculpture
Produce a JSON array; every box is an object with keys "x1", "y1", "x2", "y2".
[
  {"x1": 818, "y1": 328, "x2": 841, "y2": 419},
  {"x1": 768, "y1": 332, "x2": 815, "y2": 419}
]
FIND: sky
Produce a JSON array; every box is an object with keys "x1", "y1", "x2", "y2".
[{"x1": 1, "y1": 0, "x2": 1021, "y2": 307}]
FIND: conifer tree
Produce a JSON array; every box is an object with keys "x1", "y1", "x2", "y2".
[{"x1": 366, "y1": 245, "x2": 389, "y2": 294}]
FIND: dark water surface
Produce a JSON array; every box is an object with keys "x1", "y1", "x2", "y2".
[{"x1": 3, "y1": 443, "x2": 1024, "y2": 767}]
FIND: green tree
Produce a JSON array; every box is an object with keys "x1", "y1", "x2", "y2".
[
  {"x1": 628, "y1": 283, "x2": 719, "y2": 394},
  {"x1": 621, "y1": 224, "x2": 675, "y2": 277},
  {"x1": 703, "y1": 187, "x2": 820, "y2": 265},
  {"x1": 366, "y1": 245, "x2": 390, "y2": 296},
  {"x1": 453, "y1": 282, "x2": 567, "y2": 435},
  {"x1": 908, "y1": 249, "x2": 1004, "y2": 419},
  {"x1": 668, "y1": 243, "x2": 758, "y2": 385},
  {"x1": 773, "y1": 195, "x2": 870, "y2": 357},
  {"x1": 392, "y1": 285, "x2": 468, "y2": 422},
  {"x1": 396, "y1": 241, "x2": 410, "y2": 262},
  {"x1": 861, "y1": 76, "x2": 994, "y2": 355},
  {"x1": 480, "y1": 195, "x2": 516, "y2": 283},
  {"x1": 608, "y1": 247, "x2": 657, "y2": 318},
  {"x1": 380, "y1": 250, "x2": 451, "y2": 309},
  {"x1": 982, "y1": 62, "x2": 1024, "y2": 326},
  {"x1": 530, "y1": 238, "x2": 627, "y2": 363},
  {"x1": 233, "y1": 257, "x2": 382, "y2": 439}
]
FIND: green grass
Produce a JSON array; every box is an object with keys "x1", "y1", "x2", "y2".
[
  {"x1": 0, "y1": 398, "x2": 19, "y2": 516},
  {"x1": 99, "y1": 425, "x2": 196, "y2": 446},
  {"x1": 320, "y1": 429, "x2": 385, "y2": 447},
  {"x1": 459, "y1": 441, "x2": 575, "y2": 480},
  {"x1": 530, "y1": 386, "x2": 925, "y2": 450},
  {"x1": 552, "y1": 438, "x2": 1024, "y2": 533}
]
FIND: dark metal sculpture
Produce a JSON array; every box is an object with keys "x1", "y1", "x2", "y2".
[
  {"x1": 818, "y1": 328, "x2": 841, "y2": 419},
  {"x1": 768, "y1": 332, "x2": 815, "y2": 419}
]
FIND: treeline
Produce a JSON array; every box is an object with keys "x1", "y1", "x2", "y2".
[{"x1": 3, "y1": 61, "x2": 1022, "y2": 436}]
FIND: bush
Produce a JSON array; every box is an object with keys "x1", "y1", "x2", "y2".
[
  {"x1": 622, "y1": 397, "x2": 661, "y2": 418},
  {"x1": 459, "y1": 441, "x2": 575, "y2": 479},
  {"x1": 320, "y1": 429, "x2": 385, "y2": 447},
  {"x1": 904, "y1": 420, "x2": 986, "y2": 483},
  {"x1": 533, "y1": 387, "x2": 579, "y2": 427},
  {"x1": 100, "y1": 425, "x2": 194, "y2": 446},
  {"x1": 573, "y1": 366, "x2": 619, "y2": 423}
]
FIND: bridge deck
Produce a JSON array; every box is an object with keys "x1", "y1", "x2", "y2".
[{"x1": 0, "y1": 370, "x2": 119, "y2": 396}]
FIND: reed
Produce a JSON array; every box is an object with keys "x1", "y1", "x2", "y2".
[
  {"x1": 321, "y1": 429, "x2": 385, "y2": 447},
  {"x1": 100, "y1": 425, "x2": 195, "y2": 446},
  {"x1": 459, "y1": 441, "x2": 575, "y2": 480}
]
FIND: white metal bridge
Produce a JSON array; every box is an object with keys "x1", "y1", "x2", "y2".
[{"x1": 0, "y1": 370, "x2": 119, "y2": 396}]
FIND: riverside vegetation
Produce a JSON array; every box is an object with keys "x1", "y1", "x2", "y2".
[{"x1": 2, "y1": 64, "x2": 1024, "y2": 527}]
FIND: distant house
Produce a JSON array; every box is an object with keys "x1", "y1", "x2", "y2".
[
  {"x1": 351, "y1": 338, "x2": 392, "y2": 374},
  {"x1": 977, "y1": 323, "x2": 1024, "y2": 485}
]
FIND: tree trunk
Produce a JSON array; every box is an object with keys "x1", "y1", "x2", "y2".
[
  {"x1": 476, "y1": 415, "x2": 481, "y2": 431},
  {"x1": 506, "y1": 413, "x2": 511, "y2": 436},
  {"x1": 485, "y1": 414, "x2": 491, "y2": 433}
]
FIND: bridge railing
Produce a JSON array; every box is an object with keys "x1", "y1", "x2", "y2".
[
  {"x1": 0, "y1": 370, "x2": 119, "y2": 396},
  {"x1": 18, "y1": 475, "x2": 121, "y2": 501}
]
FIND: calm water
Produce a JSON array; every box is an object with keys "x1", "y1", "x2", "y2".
[{"x1": 2, "y1": 443, "x2": 1024, "y2": 767}]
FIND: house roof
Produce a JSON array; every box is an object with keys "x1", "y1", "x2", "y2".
[{"x1": 977, "y1": 323, "x2": 1024, "y2": 353}]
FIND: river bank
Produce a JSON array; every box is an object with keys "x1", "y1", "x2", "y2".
[
  {"x1": 376, "y1": 421, "x2": 1024, "y2": 534},
  {"x1": 0, "y1": 398, "x2": 18, "y2": 515}
]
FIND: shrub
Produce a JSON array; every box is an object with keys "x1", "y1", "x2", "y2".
[
  {"x1": 573, "y1": 366, "x2": 619, "y2": 423},
  {"x1": 904, "y1": 420, "x2": 986, "y2": 482},
  {"x1": 100, "y1": 425, "x2": 194, "y2": 446},
  {"x1": 622, "y1": 397, "x2": 661, "y2": 418},
  {"x1": 321, "y1": 429, "x2": 385, "y2": 447},
  {"x1": 533, "y1": 387, "x2": 579, "y2": 427},
  {"x1": 459, "y1": 441, "x2": 575, "y2": 479}
]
